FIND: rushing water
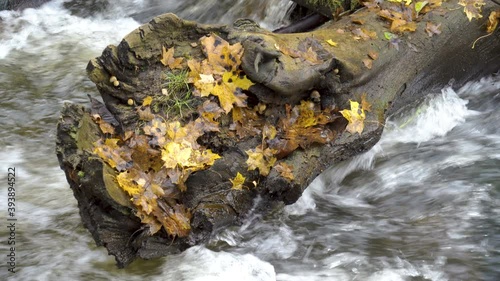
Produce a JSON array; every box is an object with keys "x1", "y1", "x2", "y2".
[{"x1": 0, "y1": 1, "x2": 499, "y2": 280}]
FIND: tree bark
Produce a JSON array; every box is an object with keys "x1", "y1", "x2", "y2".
[{"x1": 56, "y1": 0, "x2": 500, "y2": 267}]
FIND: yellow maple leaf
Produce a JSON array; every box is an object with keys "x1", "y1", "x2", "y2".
[
  {"x1": 210, "y1": 71, "x2": 252, "y2": 113},
  {"x1": 162, "y1": 141, "x2": 221, "y2": 171},
  {"x1": 246, "y1": 147, "x2": 277, "y2": 176},
  {"x1": 340, "y1": 100, "x2": 366, "y2": 135},
  {"x1": 116, "y1": 171, "x2": 142, "y2": 196},
  {"x1": 230, "y1": 172, "x2": 246, "y2": 190},
  {"x1": 193, "y1": 73, "x2": 215, "y2": 97},
  {"x1": 162, "y1": 141, "x2": 194, "y2": 169},
  {"x1": 160, "y1": 46, "x2": 184, "y2": 69},
  {"x1": 93, "y1": 138, "x2": 132, "y2": 171},
  {"x1": 200, "y1": 34, "x2": 243, "y2": 73},
  {"x1": 296, "y1": 101, "x2": 318, "y2": 128},
  {"x1": 262, "y1": 124, "x2": 277, "y2": 141}
]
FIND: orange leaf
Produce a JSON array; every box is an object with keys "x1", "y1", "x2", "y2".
[
  {"x1": 390, "y1": 19, "x2": 417, "y2": 33},
  {"x1": 274, "y1": 163, "x2": 294, "y2": 181},
  {"x1": 487, "y1": 10, "x2": 500, "y2": 33},
  {"x1": 160, "y1": 46, "x2": 184, "y2": 69}
]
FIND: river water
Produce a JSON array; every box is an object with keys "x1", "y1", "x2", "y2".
[{"x1": 0, "y1": 1, "x2": 499, "y2": 280}]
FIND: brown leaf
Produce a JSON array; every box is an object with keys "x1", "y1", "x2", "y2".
[
  {"x1": 137, "y1": 106, "x2": 155, "y2": 121},
  {"x1": 352, "y1": 28, "x2": 371, "y2": 40},
  {"x1": 160, "y1": 46, "x2": 184, "y2": 69},
  {"x1": 352, "y1": 18, "x2": 365, "y2": 25},
  {"x1": 361, "y1": 93, "x2": 372, "y2": 112},
  {"x1": 143, "y1": 117, "x2": 168, "y2": 147},
  {"x1": 154, "y1": 202, "x2": 192, "y2": 237},
  {"x1": 274, "y1": 163, "x2": 294, "y2": 181},
  {"x1": 425, "y1": 22, "x2": 442, "y2": 37},
  {"x1": 368, "y1": 51, "x2": 379, "y2": 60},
  {"x1": 378, "y1": 9, "x2": 404, "y2": 21},
  {"x1": 275, "y1": 43, "x2": 301, "y2": 58},
  {"x1": 363, "y1": 58, "x2": 373, "y2": 69},
  {"x1": 362, "y1": 1, "x2": 379, "y2": 8},
  {"x1": 458, "y1": 0, "x2": 486, "y2": 21},
  {"x1": 390, "y1": 19, "x2": 417, "y2": 33},
  {"x1": 98, "y1": 120, "x2": 115, "y2": 135},
  {"x1": 231, "y1": 107, "x2": 263, "y2": 139}
]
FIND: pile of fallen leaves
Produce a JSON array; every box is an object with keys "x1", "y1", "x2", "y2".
[
  {"x1": 90, "y1": 34, "x2": 367, "y2": 238},
  {"x1": 364, "y1": 0, "x2": 499, "y2": 42}
]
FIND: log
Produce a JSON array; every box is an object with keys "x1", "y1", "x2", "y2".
[{"x1": 56, "y1": 0, "x2": 500, "y2": 267}]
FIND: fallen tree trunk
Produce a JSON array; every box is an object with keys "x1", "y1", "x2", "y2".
[{"x1": 56, "y1": 0, "x2": 499, "y2": 267}]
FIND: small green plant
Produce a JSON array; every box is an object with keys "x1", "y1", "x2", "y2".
[{"x1": 153, "y1": 70, "x2": 195, "y2": 119}]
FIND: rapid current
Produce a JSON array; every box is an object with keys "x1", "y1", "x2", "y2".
[{"x1": 0, "y1": 0, "x2": 499, "y2": 280}]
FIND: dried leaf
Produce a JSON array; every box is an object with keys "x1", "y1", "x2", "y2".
[
  {"x1": 97, "y1": 120, "x2": 115, "y2": 135},
  {"x1": 362, "y1": 1, "x2": 379, "y2": 8},
  {"x1": 230, "y1": 172, "x2": 246, "y2": 190},
  {"x1": 415, "y1": 1, "x2": 428, "y2": 15},
  {"x1": 363, "y1": 58, "x2": 373, "y2": 69},
  {"x1": 200, "y1": 34, "x2": 243, "y2": 73},
  {"x1": 137, "y1": 106, "x2": 155, "y2": 121},
  {"x1": 352, "y1": 28, "x2": 372, "y2": 40},
  {"x1": 268, "y1": 102, "x2": 337, "y2": 158},
  {"x1": 301, "y1": 47, "x2": 323, "y2": 64},
  {"x1": 458, "y1": 0, "x2": 485, "y2": 21},
  {"x1": 209, "y1": 71, "x2": 252, "y2": 113},
  {"x1": 352, "y1": 18, "x2": 365, "y2": 25},
  {"x1": 246, "y1": 147, "x2": 277, "y2": 176},
  {"x1": 390, "y1": 19, "x2": 417, "y2": 33},
  {"x1": 368, "y1": 51, "x2": 379, "y2": 60},
  {"x1": 231, "y1": 107, "x2": 263, "y2": 139},
  {"x1": 274, "y1": 163, "x2": 294, "y2": 181},
  {"x1": 425, "y1": 22, "x2": 442, "y2": 37},
  {"x1": 93, "y1": 138, "x2": 132, "y2": 171},
  {"x1": 340, "y1": 100, "x2": 367, "y2": 135},
  {"x1": 161, "y1": 141, "x2": 220, "y2": 171},
  {"x1": 153, "y1": 202, "x2": 192, "y2": 236},
  {"x1": 160, "y1": 46, "x2": 184, "y2": 69},
  {"x1": 486, "y1": 10, "x2": 500, "y2": 33},
  {"x1": 361, "y1": 93, "x2": 372, "y2": 112},
  {"x1": 143, "y1": 117, "x2": 168, "y2": 146},
  {"x1": 263, "y1": 124, "x2": 277, "y2": 141},
  {"x1": 275, "y1": 43, "x2": 301, "y2": 58}
]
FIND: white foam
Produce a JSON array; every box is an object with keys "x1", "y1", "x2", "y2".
[
  {"x1": 160, "y1": 246, "x2": 276, "y2": 281},
  {"x1": 0, "y1": 0, "x2": 139, "y2": 60},
  {"x1": 383, "y1": 87, "x2": 472, "y2": 145}
]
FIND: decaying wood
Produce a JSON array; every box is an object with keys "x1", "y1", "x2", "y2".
[{"x1": 57, "y1": 0, "x2": 500, "y2": 267}]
